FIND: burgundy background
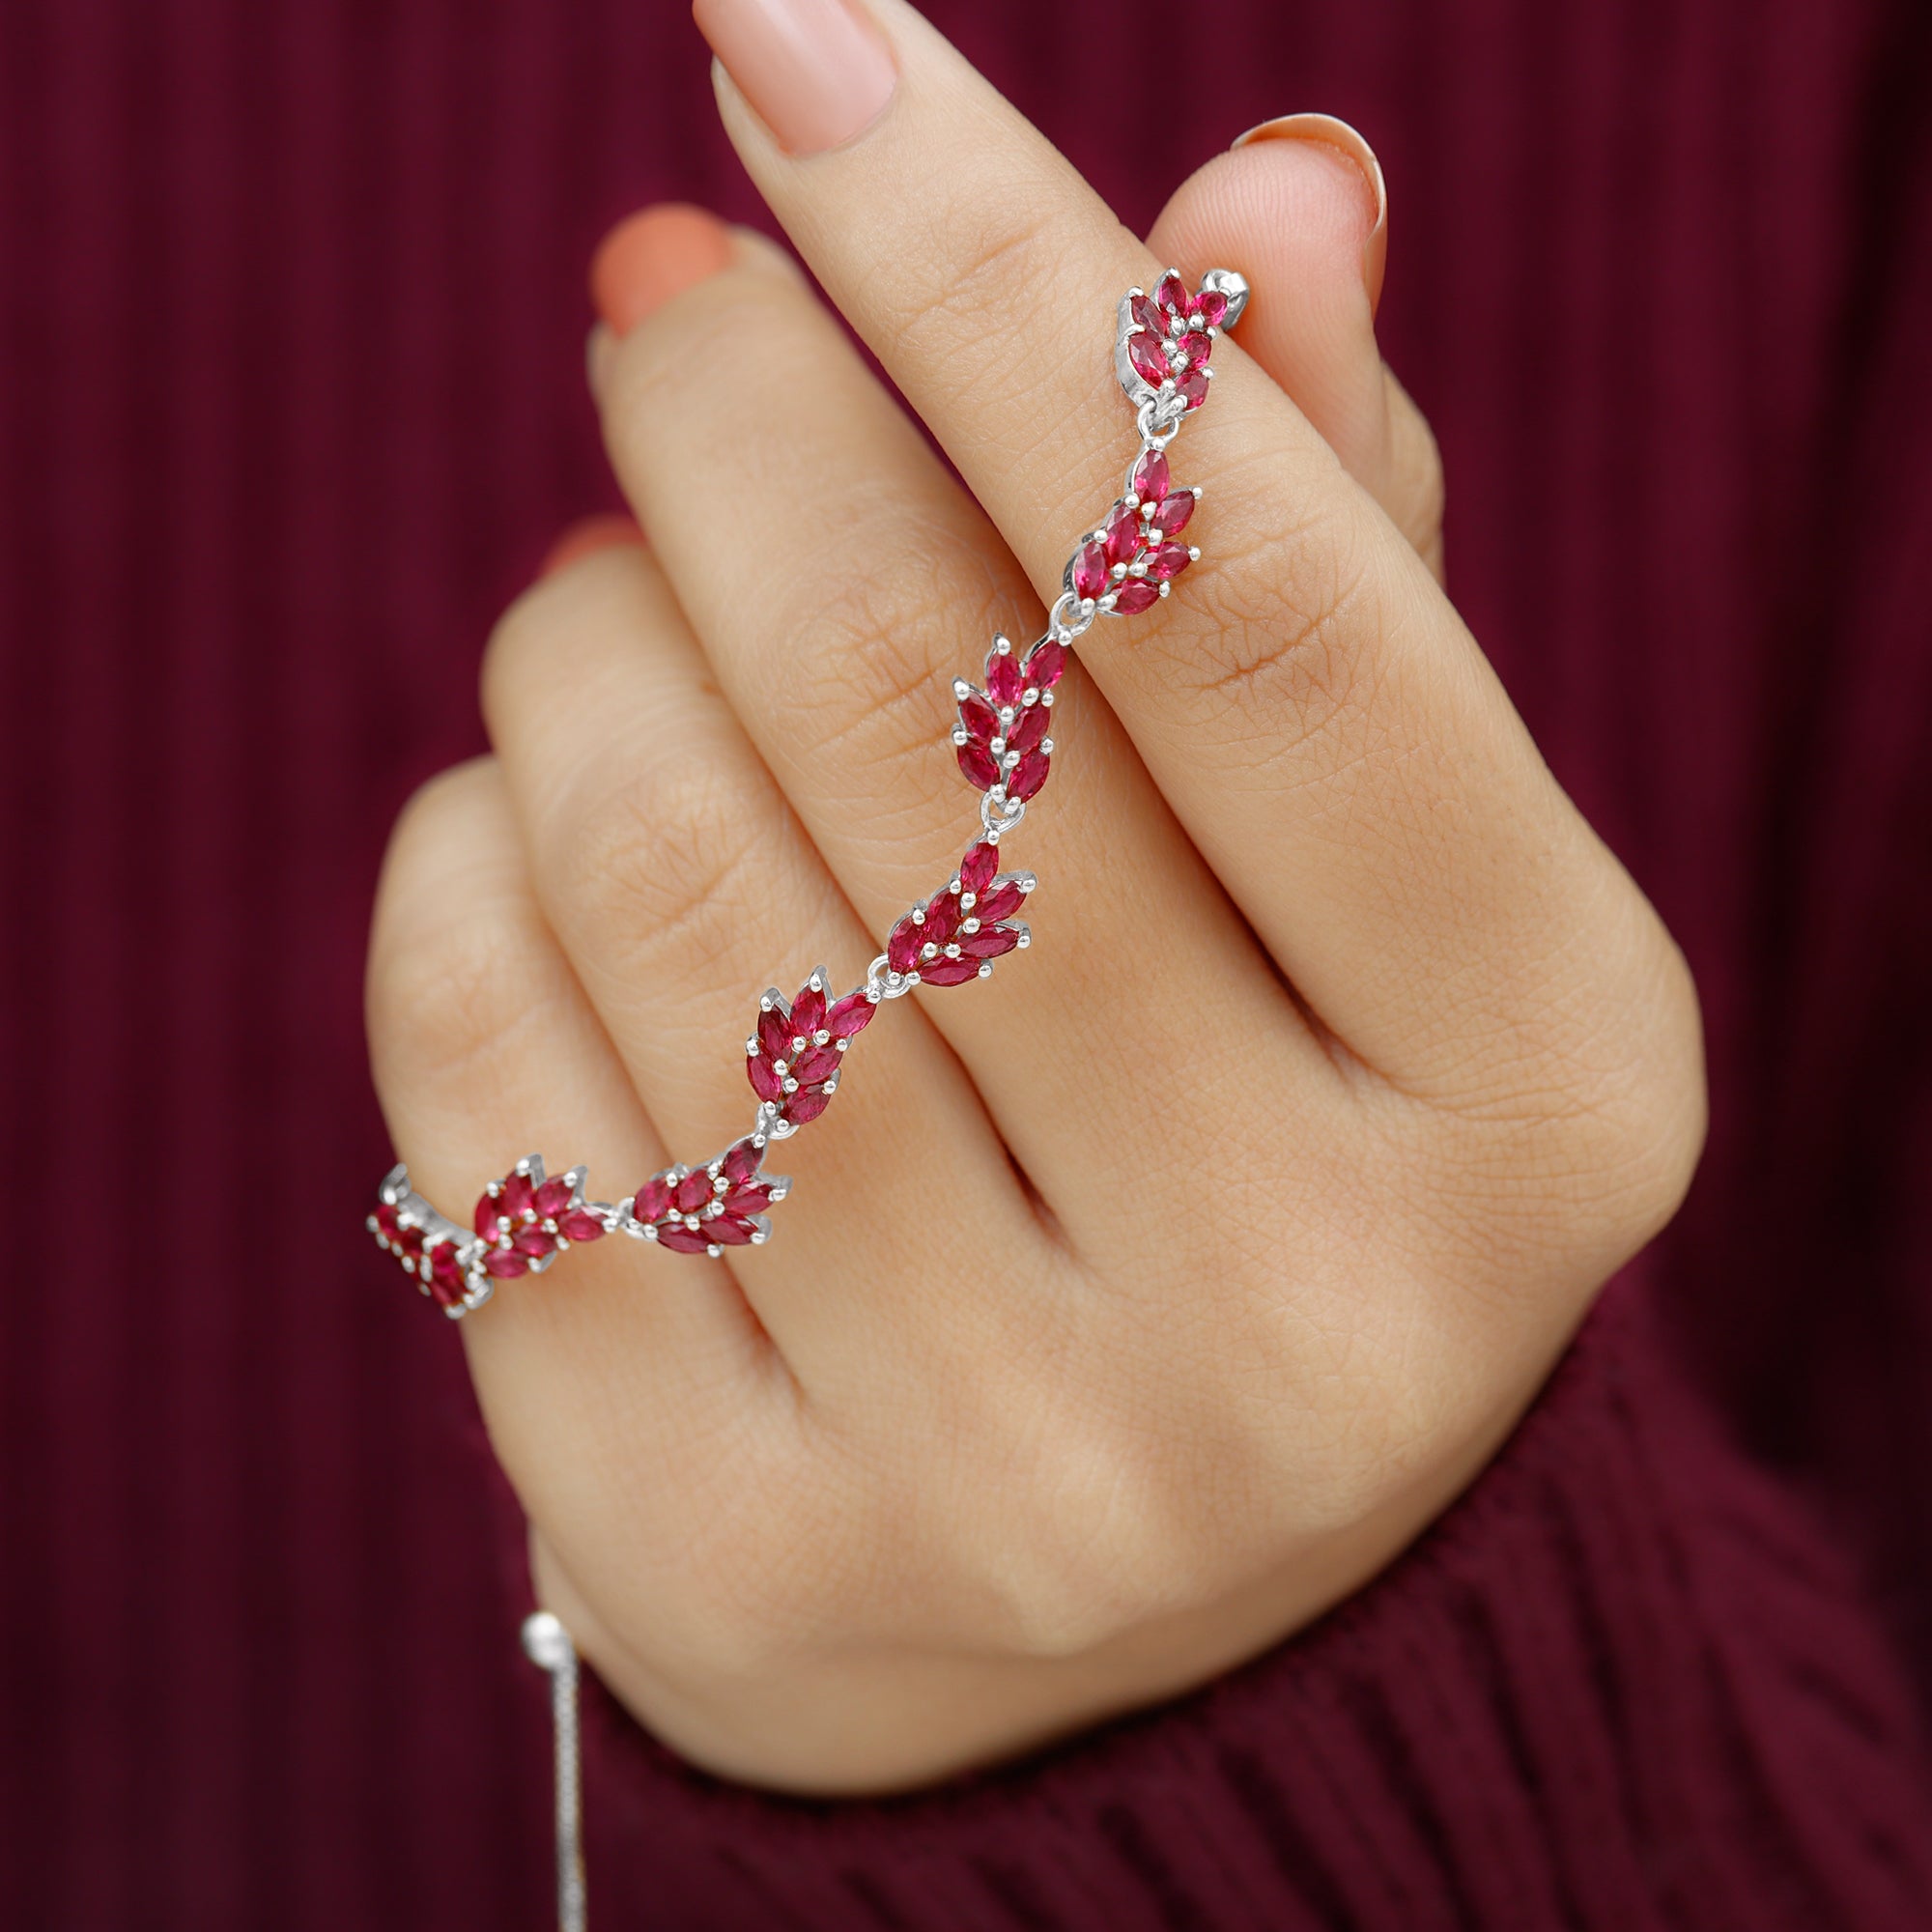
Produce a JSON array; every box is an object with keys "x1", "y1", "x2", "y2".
[{"x1": 4, "y1": 0, "x2": 1930, "y2": 1925}]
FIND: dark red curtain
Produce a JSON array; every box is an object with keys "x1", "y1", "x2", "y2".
[{"x1": 4, "y1": 0, "x2": 1930, "y2": 1924}]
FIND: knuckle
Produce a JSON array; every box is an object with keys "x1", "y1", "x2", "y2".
[
  {"x1": 868, "y1": 189, "x2": 1074, "y2": 393},
  {"x1": 545, "y1": 740, "x2": 763, "y2": 980},
  {"x1": 1163, "y1": 490, "x2": 1384, "y2": 767},
  {"x1": 767, "y1": 532, "x2": 1013, "y2": 782}
]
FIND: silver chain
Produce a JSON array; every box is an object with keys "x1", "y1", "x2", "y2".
[{"x1": 522, "y1": 1612, "x2": 586, "y2": 1932}]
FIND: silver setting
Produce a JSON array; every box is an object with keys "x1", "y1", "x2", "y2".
[{"x1": 375, "y1": 270, "x2": 1240, "y2": 1301}]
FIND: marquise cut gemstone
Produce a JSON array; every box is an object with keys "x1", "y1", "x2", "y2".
[
  {"x1": 1131, "y1": 448, "x2": 1170, "y2": 505},
  {"x1": 707, "y1": 1216, "x2": 756, "y2": 1246},
  {"x1": 720, "y1": 1139, "x2": 763, "y2": 1186},
  {"x1": 1128, "y1": 292, "x2": 1163, "y2": 335},
  {"x1": 1177, "y1": 368, "x2": 1208, "y2": 410},
  {"x1": 722, "y1": 1184, "x2": 773, "y2": 1217},
  {"x1": 957, "y1": 739, "x2": 999, "y2": 790},
  {"x1": 1024, "y1": 639, "x2": 1065, "y2": 689},
  {"x1": 922, "y1": 891, "x2": 961, "y2": 946},
  {"x1": 790, "y1": 1044, "x2": 840, "y2": 1085},
  {"x1": 482, "y1": 1248, "x2": 528, "y2": 1279},
  {"x1": 556, "y1": 1208, "x2": 606, "y2": 1243},
  {"x1": 826, "y1": 989, "x2": 874, "y2": 1038},
  {"x1": 1008, "y1": 703, "x2": 1048, "y2": 755},
  {"x1": 1153, "y1": 270, "x2": 1189, "y2": 315},
  {"x1": 474, "y1": 1192, "x2": 502, "y2": 1239},
  {"x1": 1151, "y1": 489, "x2": 1193, "y2": 536},
  {"x1": 1103, "y1": 501, "x2": 1143, "y2": 567},
  {"x1": 635, "y1": 1174, "x2": 674, "y2": 1222},
  {"x1": 657, "y1": 1225, "x2": 713, "y2": 1254},
  {"x1": 1009, "y1": 748, "x2": 1050, "y2": 801},
  {"x1": 919, "y1": 957, "x2": 981, "y2": 985},
  {"x1": 960, "y1": 841, "x2": 999, "y2": 895},
  {"x1": 1148, "y1": 542, "x2": 1192, "y2": 581},
  {"x1": 1072, "y1": 540, "x2": 1109, "y2": 601},
  {"x1": 887, "y1": 917, "x2": 921, "y2": 975},
  {"x1": 1126, "y1": 331, "x2": 1170, "y2": 385},
  {"x1": 748, "y1": 1054, "x2": 785, "y2": 1102},
  {"x1": 427, "y1": 1242, "x2": 469, "y2": 1307},
  {"x1": 958, "y1": 692, "x2": 998, "y2": 743},
  {"x1": 533, "y1": 1176, "x2": 572, "y2": 1218},
  {"x1": 958, "y1": 925, "x2": 1020, "y2": 957},
  {"x1": 500, "y1": 1170, "x2": 534, "y2": 1219},
  {"x1": 756, "y1": 1007, "x2": 791, "y2": 1061},
  {"x1": 672, "y1": 1171, "x2": 712, "y2": 1213},
  {"x1": 1114, "y1": 581, "x2": 1160, "y2": 613},
  {"x1": 512, "y1": 1226, "x2": 556, "y2": 1259},
  {"x1": 791, "y1": 982, "x2": 827, "y2": 1037},
  {"x1": 986, "y1": 649, "x2": 1024, "y2": 707},
  {"x1": 786, "y1": 1086, "x2": 833, "y2": 1125},
  {"x1": 975, "y1": 879, "x2": 1028, "y2": 923}
]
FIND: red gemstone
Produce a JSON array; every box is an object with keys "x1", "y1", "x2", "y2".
[
  {"x1": 500, "y1": 1170, "x2": 535, "y2": 1219},
  {"x1": 986, "y1": 649, "x2": 1024, "y2": 708},
  {"x1": 748, "y1": 1054, "x2": 785, "y2": 1102},
  {"x1": 756, "y1": 1006, "x2": 790, "y2": 1061},
  {"x1": 1072, "y1": 540, "x2": 1109, "y2": 601},
  {"x1": 791, "y1": 981, "x2": 827, "y2": 1037},
  {"x1": 1129, "y1": 292, "x2": 1163, "y2": 335},
  {"x1": 958, "y1": 691, "x2": 998, "y2": 744},
  {"x1": 958, "y1": 925, "x2": 1020, "y2": 958},
  {"x1": 1178, "y1": 368, "x2": 1209, "y2": 411},
  {"x1": 1103, "y1": 500, "x2": 1143, "y2": 567},
  {"x1": 923, "y1": 891, "x2": 961, "y2": 947},
  {"x1": 720, "y1": 1138, "x2": 763, "y2": 1185},
  {"x1": 1126, "y1": 331, "x2": 1170, "y2": 385},
  {"x1": 975, "y1": 879, "x2": 1029, "y2": 922},
  {"x1": 791, "y1": 1043, "x2": 840, "y2": 1085},
  {"x1": 483, "y1": 1249, "x2": 528, "y2": 1280},
  {"x1": 1114, "y1": 582, "x2": 1160, "y2": 613},
  {"x1": 1009, "y1": 748, "x2": 1050, "y2": 801},
  {"x1": 786, "y1": 1086, "x2": 833, "y2": 1125},
  {"x1": 920, "y1": 957, "x2": 981, "y2": 985},
  {"x1": 672, "y1": 1170, "x2": 713, "y2": 1213},
  {"x1": 960, "y1": 841, "x2": 999, "y2": 895},
  {"x1": 887, "y1": 917, "x2": 922, "y2": 975},
  {"x1": 1153, "y1": 270, "x2": 1188, "y2": 316},
  {"x1": 826, "y1": 990, "x2": 874, "y2": 1038},
  {"x1": 657, "y1": 1225, "x2": 713, "y2": 1254},
  {"x1": 474, "y1": 1192, "x2": 503, "y2": 1239},
  {"x1": 427, "y1": 1242, "x2": 469, "y2": 1307},
  {"x1": 533, "y1": 1176, "x2": 572, "y2": 1218},
  {"x1": 1151, "y1": 489, "x2": 1194, "y2": 536},
  {"x1": 635, "y1": 1174, "x2": 674, "y2": 1222},
  {"x1": 1009, "y1": 704, "x2": 1048, "y2": 756},
  {"x1": 1024, "y1": 639, "x2": 1065, "y2": 689},
  {"x1": 1176, "y1": 328, "x2": 1211, "y2": 367},
  {"x1": 1193, "y1": 287, "x2": 1229, "y2": 327},
  {"x1": 512, "y1": 1227, "x2": 557, "y2": 1259},
  {"x1": 707, "y1": 1215, "x2": 755, "y2": 1246},
  {"x1": 1131, "y1": 448, "x2": 1170, "y2": 505},
  {"x1": 722, "y1": 1184, "x2": 774, "y2": 1216},
  {"x1": 956, "y1": 739, "x2": 1000, "y2": 790},
  {"x1": 557, "y1": 1208, "x2": 606, "y2": 1243},
  {"x1": 1148, "y1": 542, "x2": 1192, "y2": 581}
]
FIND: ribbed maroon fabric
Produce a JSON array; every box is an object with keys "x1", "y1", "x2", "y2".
[{"x1": 4, "y1": 0, "x2": 1930, "y2": 1926}]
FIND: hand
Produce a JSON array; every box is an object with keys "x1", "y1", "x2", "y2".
[{"x1": 366, "y1": 0, "x2": 1704, "y2": 1794}]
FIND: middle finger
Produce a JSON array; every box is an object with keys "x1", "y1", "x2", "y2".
[{"x1": 592, "y1": 222, "x2": 1340, "y2": 1260}]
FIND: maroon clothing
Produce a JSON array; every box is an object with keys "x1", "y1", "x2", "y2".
[{"x1": 4, "y1": 0, "x2": 1931, "y2": 1925}]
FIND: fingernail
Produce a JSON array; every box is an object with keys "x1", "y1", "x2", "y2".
[
  {"x1": 536, "y1": 515, "x2": 646, "y2": 582},
  {"x1": 693, "y1": 0, "x2": 897, "y2": 157},
  {"x1": 1231, "y1": 112, "x2": 1387, "y2": 312},
  {"x1": 589, "y1": 203, "x2": 734, "y2": 337}
]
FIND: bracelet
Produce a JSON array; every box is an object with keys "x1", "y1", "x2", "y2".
[{"x1": 371, "y1": 267, "x2": 1248, "y2": 1316}]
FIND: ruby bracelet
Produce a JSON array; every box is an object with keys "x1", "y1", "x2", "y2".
[{"x1": 371, "y1": 266, "x2": 1248, "y2": 1317}]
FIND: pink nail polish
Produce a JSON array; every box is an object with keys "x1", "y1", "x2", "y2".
[{"x1": 693, "y1": 0, "x2": 897, "y2": 157}]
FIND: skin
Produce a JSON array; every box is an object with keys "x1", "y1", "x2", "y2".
[{"x1": 366, "y1": 0, "x2": 1706, "y2": 1796}]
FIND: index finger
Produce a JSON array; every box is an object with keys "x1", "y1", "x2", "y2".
[{"x1": 692, "y1": 0, "x2": 1670, "y2": 1110}]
